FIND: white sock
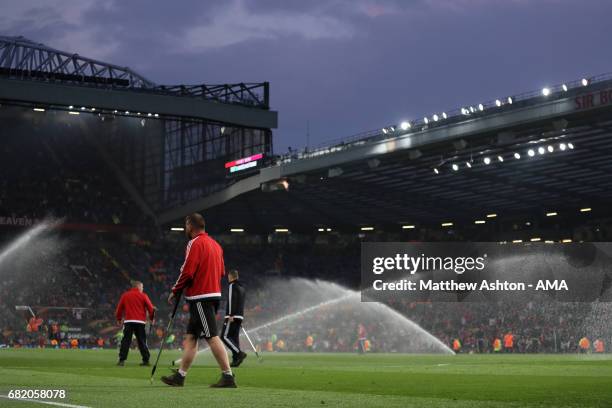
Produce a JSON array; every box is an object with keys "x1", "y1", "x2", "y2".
[
  {"x1": 223, "y1": 370, "x2": 233, "y2": 376},
  {"x1": 178, "y1": 369, "x2": 187, "y2": 377}
]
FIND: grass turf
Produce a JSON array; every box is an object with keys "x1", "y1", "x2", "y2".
[{"x1": 0, "y1": 349, "x2": 611, "y2": 407}]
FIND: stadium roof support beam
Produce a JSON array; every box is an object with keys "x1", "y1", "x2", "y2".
[
  {"x1": 0, "y1": 77, "x2": 277, "y2": 129},
  {"x1": 0, "y1": 35, "x2": 155, "y2": 87},
  {"x1": 1, "y1": 36, "x2": 273, "y2": 109}
]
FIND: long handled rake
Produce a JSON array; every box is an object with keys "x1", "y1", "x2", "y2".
[{"x1": 241, "y1": 325, "x2": 263, "y2": 363}]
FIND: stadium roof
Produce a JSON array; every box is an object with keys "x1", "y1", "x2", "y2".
[
  {"x1": 160, "y1": 73, "x2": 612, "y2": 232},
  {"x1": 0, "y1": 35, "x2": 277, "y2": 128}
]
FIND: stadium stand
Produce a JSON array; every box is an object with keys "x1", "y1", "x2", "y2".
[{"x1": 2, "y1": 36, "x2": 611, "y2": 356}]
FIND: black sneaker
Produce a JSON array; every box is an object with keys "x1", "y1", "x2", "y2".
[
  {"x1": 161, "y1": 370, "x2": 185, "y2": 387},
  {"x1": 139, "y1": 361, "x2": 150, "y2": 366},
  {"x1": 210, "y1": 373, "x2": 237, "y2": 388},
  {"x1": 117, "y1": 360, "x2": 125, "y2": 367},
  {"x1": 231, "y1": 351, "x2": 247, "y2": 367}
]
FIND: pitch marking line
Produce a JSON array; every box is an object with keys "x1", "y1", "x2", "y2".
[{"x1": 0, "y1": 395, "x2": 91, "y2": 408}]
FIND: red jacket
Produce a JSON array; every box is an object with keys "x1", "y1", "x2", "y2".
[
  {"x1": 115, "y1": 288, "x2": 154, "y2": 324},
  {"x1": 172, "y1": 232, "x2": 225, "y2": 300}
]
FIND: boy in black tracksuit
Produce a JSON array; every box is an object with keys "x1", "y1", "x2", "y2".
[{"x1": 221, "y1": 270, "x2": 247, "y2": 367}]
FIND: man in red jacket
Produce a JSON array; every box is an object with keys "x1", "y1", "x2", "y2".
[
  {"x1": 161, "y1": 213, "x2": 235, "y2": 388},
  {"x1": 115, "y1": 280, "x2": 155, "y2": 366}
]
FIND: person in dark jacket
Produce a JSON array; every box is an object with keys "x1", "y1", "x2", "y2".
[{"x1": 221, "y1": 269, "x2": 247, "y2": 367}]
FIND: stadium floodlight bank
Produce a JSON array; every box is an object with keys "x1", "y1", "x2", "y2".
[{"x1": 161, "y1": 70, "x2": 612, "y2": 235}]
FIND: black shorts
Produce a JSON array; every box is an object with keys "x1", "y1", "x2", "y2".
[{"x1": 187, "y1": 299, "x2": 219, "y2": 339}]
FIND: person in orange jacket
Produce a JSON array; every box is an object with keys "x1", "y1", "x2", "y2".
[
  {"x1": 493, "y1": 338, "x2": 502, "y2": 352},
  {"x1": 452, "y1": 338, "x2": 461, "y2": 352},
  {"x1": 578, "y1": 337, "x2": 590, "y2": 353},
  {"x1": 503, "y1": 332, "x2": 514, "y2": 353}
]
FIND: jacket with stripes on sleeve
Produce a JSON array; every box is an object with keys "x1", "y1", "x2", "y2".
[
  {"x1": 172, "y1": 232, "x2": 225, "y2": 300},
  {"x1": 225, "y1": 280, "x2": 245, "y2": 320}
]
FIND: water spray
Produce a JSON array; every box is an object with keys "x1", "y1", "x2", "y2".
[
  {"x1": 173, "y1": 278, "x2": 453, "y2": 365},
  {"x1": 0, "y1": 219, "x2": 61, "y2": 268},
  {"x1": 172, "y1": 292, "x2": 356, "y2": 365}
]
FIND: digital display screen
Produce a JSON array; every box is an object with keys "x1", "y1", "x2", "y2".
[{"x1": 225, "y1": 153, "x2": 264, "y2": 174}]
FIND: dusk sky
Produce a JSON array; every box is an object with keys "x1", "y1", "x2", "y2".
[{"x1": 2, "y1": 0, "x2": 612, "y2": 152}]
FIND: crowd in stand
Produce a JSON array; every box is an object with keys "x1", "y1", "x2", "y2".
[
  {"x1": 1, "y1": 228, "x2": 610, "y2": 354},
  {"x1": 0, "y1": 114, "x2": 145, "y2": 225}
]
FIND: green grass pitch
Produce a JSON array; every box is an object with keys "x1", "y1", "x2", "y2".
[{"x1": 1, "y1": 349, "x2": 611, "y2": 407}]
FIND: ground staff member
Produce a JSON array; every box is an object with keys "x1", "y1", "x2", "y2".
[
  {"x1": 161, "y1": 213, "x2": 236, "y2": 388},
  {"x1": 115, "y1": 280, "x2": 155, "y2": 366},
  {"x1": 221, "y1": 269, "x2": 247, "y2": 367}
]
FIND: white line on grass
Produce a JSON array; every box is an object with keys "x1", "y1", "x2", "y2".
[{"x1": 0, "y1": 395, "x2": 91, "y2": 408}]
